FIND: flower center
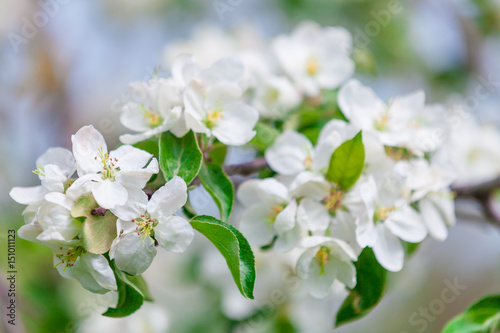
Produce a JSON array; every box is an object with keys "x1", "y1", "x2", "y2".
[
  {"x1": 374, "y1": 112, "x2": 390, "y2": 131},
  {"x1": 141, "y1": 104, "x2": 163, "y2": 128},
  {"x1": 96, "y1": 147, "x2": 119, "y2": 181},
  {"x1": 306, "y1": 57, "x2": 319, "y2": 76},
  {"x1": 132, "y1": 212, "x2": 158, "y2": 241},
  {"x1": 384, "y1": 146, "x2": 411, "y2": 161},
  {"x1": 314, "y1": 246, "x2": 330, "y2": 275},
  {"x1": 323, "y1": 187, "x2": 343, "y2": 213},
  {"x1": 374, "y1": 206, "x2": 396, "y2": 223},
  {"x1": 265, "y1": 88, "x2": 280, "y2": 104},
  {"x1": 55, "y1": 246, "x2": 84, "y2": 270},
  {"x1": 204, "y1": 106, "x2": 224, "y2": 129},
  {"x1": 304, "y1": 155, "x2": 313, "y2": 169},
  {"x1": 266, "y1": 204, "x2": 285, "y2": 224}
]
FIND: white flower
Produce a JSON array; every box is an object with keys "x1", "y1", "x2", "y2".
[
  {"x1": 237, "y1": 178, "x2": 300, "y2": 252},
  {"x1": 265, "y1": 120, "x2": 357, "y2": 176},
  {"x1": 356, "y1": 176, "x2": 428, "y2": 272},
  {"x1": 183, "y1": 58, "x2": 259, "y2": 146},
  {"x1": 404, "y1": 158, "x2": 456, "y2": 202},
  {"x1": 444, "y1": 119, "x2": 500, "y2": 186},
  {"x1": 294, "y1": 175, "x2": 375, "y2": 237},
  {"x1": 110, "y1": 176, "x2": 194, "y2": 275},
  {"x1": 297, "y1": 236, "x2": 357, "y2": 298},
  {"x1": 272, "y1": 21, "x2": 354, "y2": 96},
  {"x1": 15, "y1": 192, "x2": 117, "y2": 294},
  {"x1": 418, "y1": 191, "x2": 455, "y2": 241},
  {"x1": 252, "y1": 74, "x2": 301, "y2": 119},
  {"x1": 339, "y1": 79, "x2": 443, "y2": 154},
  {"x1": 71, "y1": 125, "x2": 159, "y2": 210},
  {"x1": 17, "y1": 192, "x2": 81, "y2": 248},
  {"x1": 9, "y1": 147, "x2": 76, "y2": 206},
  {"x1": 119, "y1": 78, "x2": 185, "y2": 144},
  {"x1": 55, "y1": 251, "x2": 117, "y2": 294}
]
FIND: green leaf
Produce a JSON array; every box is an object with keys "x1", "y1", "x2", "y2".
[
  {"x1": 190, "y1": 215, "x2": 255, "y2": 299},
  {"x1": 207, "y1": 142, "x2": 227, "y2": 166},
  {"x1": 442, "y1": 294, "x2": 500, "y2": 333},
  {"x1": 71, "y1": 195, "x2": 117, "y2": 255},
  {"x1": 249, "y1": 122, "x2": 280, "y2": 151},
  {"x1": 336, "y1": 247, "x2": 387, "y2": 327},
  {"x1": 326, "y1": 131, "x2": 365, "y2": 190},
  {"x1": 198, "y1": 162, "x2": 234, "y2": 221},
  {"x1": 133, "y1": 136, "x2": 160, "y2": 158},
  {"x1": 159, "y1": 130, "x2": 202, "y2": 185},
  {"x1": 103, "y1": 261, "x2": 144, "y2": 317},
  {"x1": 126, "y1": 275, "x2": 153, "y2": 302}
]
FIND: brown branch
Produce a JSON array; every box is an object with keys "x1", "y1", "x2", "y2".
[
  {"x1": 453, "y1": 178, "x2": 500, "y2": 227},
  {"x1": 224, "y1": 157, "x2": 268, "y2": 177}
]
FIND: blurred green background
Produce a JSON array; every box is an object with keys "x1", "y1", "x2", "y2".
[{"x1": 1, "y1": 0, "x2": 499, "y2": 332}]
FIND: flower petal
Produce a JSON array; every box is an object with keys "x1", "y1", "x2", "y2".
[
  {"x1": 385, "y1": 205, "x2": 427, "y2": 243},
  {"x1": 91, "y1": 180, "x2": 128, "y2": 209},
  {"x1": 297, "y1": 198, "x2": 330, "y2": 233},
  {"x1": 372, "y1": 223, "x2": 404, "y2": 272},
  {"x1": 10, "y1": 186, "x2": 45, "y2": 205},
  {"x1": 274, "y1": 200, "x2": 297, "y2": 234},
  {"x1": 72, "y1": 125, "x2": 107, "y2": 176},
  {"x1": 111, "y1": 232, "x2": 157, "y2": 275},
  {"x1": 237, "y1": 178, "x2": 289, "y2": 207},
  {"x1": 147, "y1": 176, "x2": 187, "y2": 219},
  {"x1": 265, "y1": 131, "x2": 313, "y2": 175},
  {"x1": 155, "y1": 215, "x2": 194, "y2": 253},
  {"x1": 111, "y1": 189, "x2": 148, "y2": 221},
  {"x1": 212, "y1": 101, "x2": 258, "y2": 146},
  {"x1": 36, "y1": 147, "x2": 75, "y2": 176}
]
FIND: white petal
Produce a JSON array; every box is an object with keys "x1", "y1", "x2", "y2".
[
  {"x1": 44, "y1": 192, "x2": 74, "y2": 211},
  {"x1": 9, "y1": 186, "x2": 45, "y2": 205},
  {"x1": 338, "y1": 79, "x2": 385, "y2": 130},
  {"x1": 239, "y1": 204, "x2": 276, "y2": 247},
  {"x1": 419, "y1": 197, "x2": 448, "y2": 241},
  {"x1": 237, "y1": 178, "x2": 288, "y2": 207},
  {"x1": 302, "y1": 251, "x2": 337, "y2": 298},
  {"x1": 155, "y1": 215, "x2": 194, "y2": 253},
  {"x1": 115, "y1": 159, "x2": 159, "y2": 189},
  {"x1": 212, "y1": 101, "x2": 258, "y2": 146},
  {"x1": 65, "y1": 174, "x2": 100, "y2": 201},
  {"x1": 385, "y1": 205, "x2": 427, "y2": 243},
  {"x1": 72, "y1": 125, "x2": 107, "y2": 176},
  {"x1": 297, "y1": 198, "x2": 330, "y2": 233},
  {"x1": 76, "y1": 253, "x2": 117, "y2": 292},
  {"x1": 171, "y1": 53, "x2": 200, "y2": 87},
  {"x1": 111, "y1": 189, "x2": 148, "y2": 221},
  {"x1": 273, "y1": 223, "x2": 301, "y2": 252},
  {"x1": 274, "y1": 200, "x2": 297, "y2": 233},
  {"x1": 289, "y1": 171, "x2": 330, "y2": 201},
  {"x1": 112, "y1": 232, "x2": 157, "y2": 275},
  {"x1": 91, "y1": 180, "x2": 128, "y2": 209},
  {"x1": 265, "y1": 131, "x2": 312, "y2": 175},
  {"x1": 112, "y1": 145, "x2": 153, "y2": 170},
  {"x1": 18, "y1": 223, "x2": 43, "y2": 243},
  {"x1": 36, "y1": 147, "x2": 75, "y2": 176},
  {"x1": 147, "y1": 176, "x2": 187, "y2": 219},
  {"x1": 41, "y1": 164, "x2": 68, "y2": 193},
  {"x1": 330, "y1": 257, "x2": 356, "y2": 289},
  {"x1": 372, "y1": 223, "x2": 404, "y2": 272}
]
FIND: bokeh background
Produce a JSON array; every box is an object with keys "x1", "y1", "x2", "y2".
[{"x1": 0, "y1": 0, "x2": 499, "y2": 332}]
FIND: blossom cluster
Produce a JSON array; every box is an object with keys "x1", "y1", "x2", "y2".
[
  {"x1": 9, "y1": 21, "x2": 473, "y2": 316},
  {"x1": 10, "y1": 125, "x2": 193, "y2": 293}
]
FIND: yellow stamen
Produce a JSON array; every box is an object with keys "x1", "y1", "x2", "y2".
[
  {"x1": 306, "y1": 57, "x2": 319, "y2": 76},
  {"x1": 323, "y1": 188, "x2": 344, "y2": 212}
]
